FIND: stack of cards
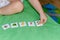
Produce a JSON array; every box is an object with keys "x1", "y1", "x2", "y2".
[{"x1": 2, "y1": 20, "x2": 43, "y2": 30}]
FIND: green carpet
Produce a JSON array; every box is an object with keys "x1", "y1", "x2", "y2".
[{"x1": 0, "y1": 0, "x2": 60, "y2": 40}]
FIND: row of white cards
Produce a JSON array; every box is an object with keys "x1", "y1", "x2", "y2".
[{"x1": 2, "y1": 21, "x2": 43, "y2": 30}]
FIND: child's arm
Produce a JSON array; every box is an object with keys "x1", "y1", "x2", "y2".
[{"x1": 29, "y1": 0, "x2": 47, "y2": 24}]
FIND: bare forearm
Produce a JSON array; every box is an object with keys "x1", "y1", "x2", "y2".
[{"x1": 29, "y1": 0, "x2": 44, "y2": 15}]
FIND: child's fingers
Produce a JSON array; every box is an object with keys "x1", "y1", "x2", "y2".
[
  {"x1": 43, "y1": 19, "x2": 47, "y2": 24},
  {"x1": 40, "y1": 18, "x2": 47, "y2": 24},
  {"x1": 39, "y1": 19, "x2": 44, "y2": 24}
]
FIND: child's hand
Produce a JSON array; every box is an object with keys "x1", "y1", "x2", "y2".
[
  {"x1": 39, "y1": 13, "x2": 47, "y2": 24},
  {"x1": 29, "y1": 0, "x2": 47, "y2": 24}
]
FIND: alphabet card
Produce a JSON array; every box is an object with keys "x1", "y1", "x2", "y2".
[
  {"x1": 2, "y1": 24, "x2": 10, "y2": 30},
  {"x1": 11, "y1": 22, "x2": 18, "y2": 28},
  {"x1": 35, "y1": 21, "x2": 43, "y2": 27},
  {"x1": 19, "y1": 22, "x2": 27, "y2": 27},
  {"x1": 28, "y1": 22, "x2": 35, "y2": 26}
]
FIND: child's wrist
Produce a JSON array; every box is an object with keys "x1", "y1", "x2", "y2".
[
  {"x1": 39, "y1": 12, "x2": 45, "y2": 15},
  {"x1": 39, "y1": 12, "x2": 46, "y2": 16}
]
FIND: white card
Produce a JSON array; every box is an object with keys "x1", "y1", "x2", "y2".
[
  {"x1": 11, "y1": 22, "x2": 18, "y2": 28},
  {"x1": 19, "y1": 22, "x2": 27, "y2": 27},
  {"x1": 35, "y1": 21, "x2": 43, "y2": 27},
  {"x1": 28, "y1": 22, "x2": 35, "y2": 26},
  {"x1": 2, "y1": 24, "x2": 10, "y2": 30}
]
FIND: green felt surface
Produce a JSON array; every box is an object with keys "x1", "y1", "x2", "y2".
[{"x1": 0, "y1": 0, "x2": 60, "y2": 40}]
